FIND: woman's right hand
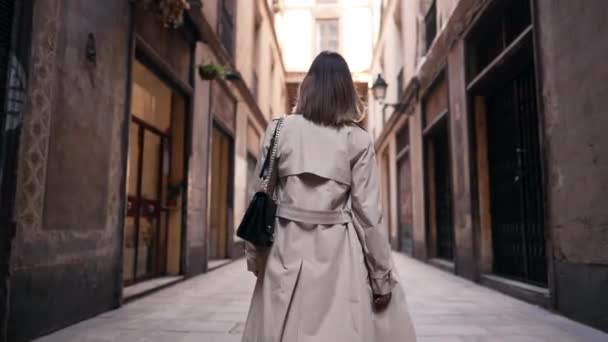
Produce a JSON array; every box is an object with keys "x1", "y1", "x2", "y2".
[{"x1": 373, "y1": 293, "x2": 392, "y2": 312}]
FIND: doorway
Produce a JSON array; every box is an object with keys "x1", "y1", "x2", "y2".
[
  {"x1": 380, "y1": 149, "x2": 392, "y2": 243},
  {"x1": 209, "y1": 124, "x2": 234, "y2": 260},
  {"x1": 466, "y1": 0, "x2": 547, "y2": 286},
  {"x1": 123, "y1": 60, "x2": 186, "y2": 285},
  {"x1": 396, "y1": 125, "x2": 413, "y2": 255},
  {"x1": 425, "y1": 119, "x2": 454, "y2": 260},
  {"x1": 423, "y1": 73, "x2": 454, "y2": 261},
  {"x1": 485, "y1": 65, "x2": 546, "y2": 285}
]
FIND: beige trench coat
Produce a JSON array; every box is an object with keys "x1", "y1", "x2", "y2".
[{"x1": 242, "y1": 115, "x2": 416, "y2": 342}]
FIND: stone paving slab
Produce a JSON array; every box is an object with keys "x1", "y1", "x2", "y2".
[{"x1": 36, "y1": 253, "x2": 608, "y2": 342}]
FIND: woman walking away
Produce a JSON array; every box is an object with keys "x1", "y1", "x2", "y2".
[{"x1": 241, "y1": 51, "x2": 417, "y2": 342}]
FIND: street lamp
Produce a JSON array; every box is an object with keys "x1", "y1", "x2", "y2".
[
  {"x1": 371, "y1": 73, "x2": 408, "y2": 115},
  {"x1": 371, "y1": 73, "x2": 388, "y2": 101}
]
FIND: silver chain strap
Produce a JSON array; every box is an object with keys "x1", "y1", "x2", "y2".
[{"x1": 261, "y1": 118, "x2": 284, "y2": 193}]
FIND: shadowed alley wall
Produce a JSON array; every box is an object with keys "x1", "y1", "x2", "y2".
[
  {"x1": 10, "y1": 1, "x2": 130, "y2": 340},
  {"x1": 535, "y1": 0, "x2": 608, "y2": 331}
]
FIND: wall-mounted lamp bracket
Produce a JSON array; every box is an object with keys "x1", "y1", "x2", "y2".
[{"x1": 86, "y1": 33, "x2": 97, "y2": 64}]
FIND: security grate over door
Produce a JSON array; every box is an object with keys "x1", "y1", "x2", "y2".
[{"x1": 486, "y1": 64, "x2": 547, "y2": 286}]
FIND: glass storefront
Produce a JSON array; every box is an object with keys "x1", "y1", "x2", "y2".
[{"x1": 124, "y1": 60, "x2": 186, "y2": 285}]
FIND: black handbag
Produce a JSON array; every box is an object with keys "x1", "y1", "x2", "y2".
[{"x1": 237, "y1": 118, "x2": 284, "y2": 247}]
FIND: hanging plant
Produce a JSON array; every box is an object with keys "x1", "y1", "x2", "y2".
[
  {"x1": 197, "y1": 63, "x2": 243, "y2": 81},
  {"x1": 197, "y1": 63, "x2": 225, "y2": 80},
  {"x1": 132, "y1": 0, "x2": 191, "y2": 28}
]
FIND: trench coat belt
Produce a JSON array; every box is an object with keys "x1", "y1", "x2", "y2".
[{"x1": 276, "y1": 203, "x2": 352, "y2": 225}]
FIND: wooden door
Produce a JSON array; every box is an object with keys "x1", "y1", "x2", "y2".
[{"x1": 209, "y1": 125, "x2": 233, "y2": 259}]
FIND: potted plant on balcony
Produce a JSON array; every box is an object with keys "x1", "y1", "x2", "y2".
[
  {"x1": 197, "y1": 63, "x2": 226, "y2": 80},
  {"x1": 197, "y1": 62, "x2": 243, "y2": 81}
]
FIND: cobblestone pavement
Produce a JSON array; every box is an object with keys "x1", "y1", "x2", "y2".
[{"x1": 37, "y1": 253, "x2": 608, "y2": 342}]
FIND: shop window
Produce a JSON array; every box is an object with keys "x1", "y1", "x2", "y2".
[{"x1": 124, "y1": 60, "x2": 187, "y2": 284}]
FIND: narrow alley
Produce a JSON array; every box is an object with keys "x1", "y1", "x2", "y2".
[
  {"x1": 2, "y1": 0, "x2": 608, "y2": 340},
  {"x1": 36, "y1": 253, "x2": 608, "y2": 342}
]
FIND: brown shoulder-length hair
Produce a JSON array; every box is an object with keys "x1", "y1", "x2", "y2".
[{"x1": 293, "y1": 51, "x2": 364, "y2": 126}]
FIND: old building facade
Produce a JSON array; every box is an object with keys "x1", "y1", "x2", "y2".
[
  {"x1": 369, "y1": 0, "x2": 608, "y2": 332},
  {"x1": 274, "y1": 0, "x2": 374, "y2": 113},
  {"x1": 0, "y1": 0, "x2": 286, "y2": 340}
]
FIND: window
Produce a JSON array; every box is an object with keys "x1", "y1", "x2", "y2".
[
  {"x1": 220, "y1": 0, "x2": 235, "y2": 58},
  {"x1": 397, "y1": 67, "x2": 405, "y2": 99},
  {"x1": 424, "y1": 0, "x2": 437, "y2": 52},
  {"x1": 466, "y1": 0, "x2": 532, "y2": 80},
  {"x1": 252, "y1": 9, "x2": 261, "y2": 100},
  {"x1": 125, "y1": 60, "x2": 188, "y2": 283},
  {"x1": 270, "y1": 47, "x2": 275, "y2": 77},
  {"x1": 316, "y1": 19, "x2": 339, "y2": 53},
  {"x1": 316, "y1": 0, "x2": 338, "y2": 3},
  {"x1": 252, "y1": 71, "x2": 259, "y2": 101}
]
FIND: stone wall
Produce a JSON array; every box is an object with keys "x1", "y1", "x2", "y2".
[
  {"x1": 185, "y1": 42, "x2": 213, "y2": 275},
  {"x1": 10, "y1": 1, "x2": 130, "y2": 340},
  {"x1": 535, "y1": 0, "x2": 608, "y2": 331},
  {"x1": 447, "y1": 40, "x2": 476, "y2": 279}
]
